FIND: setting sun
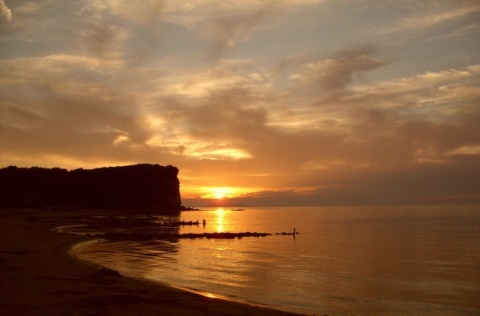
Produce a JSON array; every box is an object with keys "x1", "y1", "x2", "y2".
[
  {"x1": 197, "y1": 186, "x2": 249, "y2": 200},
  {"x1": 211, "y1": 187, "x2": 232, "y2": 199},
  {"x1": 191, "y1": 186, "x2": 259, "y2": 205}
]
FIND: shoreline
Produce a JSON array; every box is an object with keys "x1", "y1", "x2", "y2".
[
  {"x1": 0, "y1": 209, "x2": 305, "y2": 316},
  {"x1": 70, "y1": 239, "x2": 306, "y2": 315}
]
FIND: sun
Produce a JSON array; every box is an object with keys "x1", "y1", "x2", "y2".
[
  {"x1": 212, "y1": 187, "x2": 230, "y2": 199},
  {"x1": 200, "y1": 186, "x2": 250, "y2": 200}
]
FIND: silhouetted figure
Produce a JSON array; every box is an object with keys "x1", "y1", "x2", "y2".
[{"x1": 203, "y1": 219, "x2": 206, "y2": 226}]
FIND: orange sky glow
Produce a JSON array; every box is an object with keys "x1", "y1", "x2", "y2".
[{"x1": 1, "y1": 1, "x2": 479, "y2": 206}]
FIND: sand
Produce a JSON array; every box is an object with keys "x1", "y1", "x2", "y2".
[{"x1": 0, "y1": 210, "x2": 304, "y2": 316}]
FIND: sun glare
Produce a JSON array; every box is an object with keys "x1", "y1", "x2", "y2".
[
  {"x1": 212, "y1": 187, "x2": 230, "y2": 199},
  {"x1": 216, "y1": 208, "x2": 225, "y2": 232},
  {"x1": 198, "y1": 186, "x2": 257, "y2": 200}
]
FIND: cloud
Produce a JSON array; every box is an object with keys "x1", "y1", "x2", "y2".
[
  {"x1": 378, "y1": 3, "x2": 480, "y2": 34},
  {"x1": 0, "y1": 0, "x2": 12, "y2": 22},
  {"x1": 349, "y1": 65, "x2": 480, "y2": 119},
  {"x1": 86, "y1": 0, "x2": 164, "y2": 23},
  {"x1": 74, "y1": 0, "x2": 167, "y2": 65},
  {"x1": 162, "y1": 0, "x2": 323, "y2": 61},
  {"x1": 165, "y1": 0, "x2": 323, "y2": 13},
  {"x1": 143, "y1": 50, "x2": 480, "y2": 184},
  {"x1": 0, "y1": 54, "x2": 168, "y2": 168},
  {"x1": 79, "y1": 23, "x2": 127, "y2": 60},
  {"x1": 158, "y1": 60, "x2": 272, "y2": 98},
  {"x1": 207, "y1": 7, "x2": 273, "y2": 61},
  {"x1": 2, "y1": 41, "x2": 478, "y2": 178},
  {"x1": 157, "y1": 86, "x2": 269, "y2": 158},
  {"x1": 291, "y1": 46, "x2": 386, "y2": 90},
  {"x1": 170, "y1": 5, "x2": 278, "y2": 61}
]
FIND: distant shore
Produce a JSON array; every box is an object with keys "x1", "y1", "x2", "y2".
[{"x1": 0, "y1": 209, "x2": 304, "y2": 316}]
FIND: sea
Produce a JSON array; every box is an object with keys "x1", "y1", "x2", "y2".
[{"x1": 72, "y1": 205, "x2": 480, "y2": 315}]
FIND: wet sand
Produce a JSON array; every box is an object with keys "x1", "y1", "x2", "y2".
[{"x1": 0, "y1": 210, "x2": 303, "y2": 316}]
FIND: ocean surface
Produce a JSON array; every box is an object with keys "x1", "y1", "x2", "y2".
[{"x1": 73, "y1": 205, "x2": 480, "y2": 315}]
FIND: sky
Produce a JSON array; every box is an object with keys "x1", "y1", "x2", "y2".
[{"x1": 1, "y1": 0, "x2": 479, "y2": 207}]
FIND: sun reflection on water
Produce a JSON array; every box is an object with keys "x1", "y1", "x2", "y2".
[{"x1": 216, "y1": 208, "x2": 225, "y2": 232}]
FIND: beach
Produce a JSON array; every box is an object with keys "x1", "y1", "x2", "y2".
[{"x1": 0, "y1": 210, "x2": 302, "y2": 316}]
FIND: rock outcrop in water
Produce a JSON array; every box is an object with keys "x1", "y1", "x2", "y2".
[{"x1": 0, "y1": 164, "x2": 181, "y2": 211}]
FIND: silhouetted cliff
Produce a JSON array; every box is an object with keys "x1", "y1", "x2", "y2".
[{"x1": 0, "y1": 164, "x2": 181, "y2": 211}]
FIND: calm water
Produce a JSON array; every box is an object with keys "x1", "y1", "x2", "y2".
[{"x1": 74, "y1": 205, "x2": 480, "y2": 315}]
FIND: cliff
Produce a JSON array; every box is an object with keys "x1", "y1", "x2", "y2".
[{"x1": 0, "y1": 164, "x2": 181, "y2": 211}]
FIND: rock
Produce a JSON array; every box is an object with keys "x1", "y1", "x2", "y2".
[{"x1": 98, "y1": 267, "x2": 121, "y2": 276}]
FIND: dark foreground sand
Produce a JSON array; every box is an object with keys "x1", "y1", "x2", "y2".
[{"x1": 0, "y1": 210, "x2": 304, "y2": 316}]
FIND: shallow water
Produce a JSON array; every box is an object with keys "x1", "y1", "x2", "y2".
[{"x1": 74, "y1": 205, "x2": 480, "y2": 315}]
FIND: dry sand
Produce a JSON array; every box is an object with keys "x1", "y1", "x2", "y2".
[{"x1": 0, "y1": 210, "x2": 304, "y2": 316}]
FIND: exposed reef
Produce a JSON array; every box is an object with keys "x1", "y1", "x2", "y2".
[
  {"x1": 69, "y1": 215, "x2": 299, "y2": 241},
  {"x1": 102, "y1": 231, "x2": 267, "y2": 241},
  {"x1": 101, "y1": 231, "x2": 298, "y2": 241}
]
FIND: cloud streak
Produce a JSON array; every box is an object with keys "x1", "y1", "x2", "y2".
[{"x1": 374, "y1": 1, "x2": 480, "y2": 34}]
